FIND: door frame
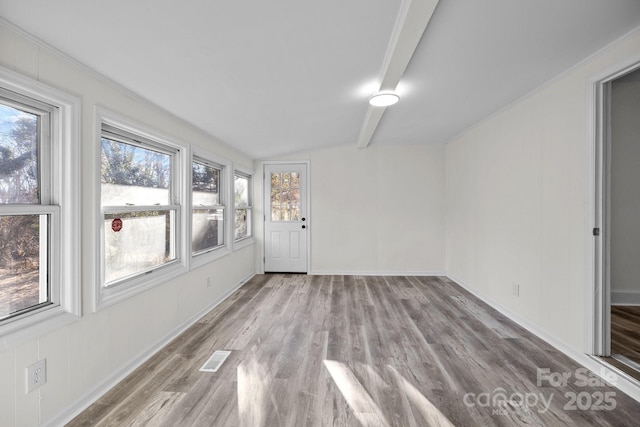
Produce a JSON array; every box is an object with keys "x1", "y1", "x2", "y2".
[
  {"x1": 588, "y1": 56, "x2": 640, "y2": 356},
  {"x1": 260, "y1": 160, "x2": 311, "y2": 274}
]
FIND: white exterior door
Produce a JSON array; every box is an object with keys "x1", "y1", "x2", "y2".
[{"x1": 264, "y1": 163, "x2": 308, "y2": 272}]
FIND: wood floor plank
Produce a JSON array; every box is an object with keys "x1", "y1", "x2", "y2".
[
  {"x1": 610, "y1": 305, "x2": 640, "y2": 381},
  {"x1": 67, "y1": 275, "x2": 640, "y2": 426},
  {"x1": 128, "y1": 391, "x2": 186, "y2": 427}
]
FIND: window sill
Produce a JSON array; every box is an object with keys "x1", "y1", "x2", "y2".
[
  {"x1": 190, "y1": 245, "x2": 231, "y2": 270},
  {"x1": 95, "y1": 261, "x2": 188, "y2": 311}
]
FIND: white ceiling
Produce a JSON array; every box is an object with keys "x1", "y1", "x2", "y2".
[{"x1": 2, "y1": 0, "x2": 640, "y2": 158}]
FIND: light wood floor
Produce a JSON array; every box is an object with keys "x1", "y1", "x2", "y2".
[
  {"x1": 67, "y1": 275, "x2": 640, "y2": 426},
  {"x1": 611, "y1": 306, "x2": 640, "y2": 364},
  {"x1": 610, "y1": 305, "x2": 640, "y2": 381}
]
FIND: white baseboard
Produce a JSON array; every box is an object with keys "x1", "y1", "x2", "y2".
[
  {"x1": 612, "y1": 291, "x2": 640, "y2": 306},
  {"x1": 447, "y1": 274, "x2": 640, "y2": 403},
  {"x1": 309, "y1": 270, "x2": 445, "y2": 276},
  {"x1": 44, "y1": 272, "x2": 255, "y2": 427}
]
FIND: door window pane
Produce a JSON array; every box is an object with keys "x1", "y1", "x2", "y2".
[
  {"x1": 270, "y1": 171, "x2": 301, "y2": 222},
  {"x1": 291, "y1": 172, "x2": 300, "y2": 188},
  {"x1": 291, "y1": 188, "x2": 300, "y2": 205},
  {"x1": 0, "y1": 214, "x2": 48, "y2": 320},
  {"x1": 291, "y1": 207, "x2": 300, "y2": 221},
  {"x1": 271, "y1": 207, "x2": 282, "y2": 222},
  {"x1": 271, "y1": 173, "x2": 280, "y2": 188},
  {"x1": 101, "y1": 138, "x2": 170, "y2": 206},
  {"x1": 104, "y1": 210, "x2": 175, "y2": 284},
  {"x1": 0, "y1": 104, "x2": 39, "y2": 204}
]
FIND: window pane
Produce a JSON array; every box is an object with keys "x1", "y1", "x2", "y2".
[
  {"x1": 291, "y1": 172, "x2": 300, "y2": 188},
  {"x1": 193, "y1": 161, "x2": 220, "y2": 206},
  {"x1": 0, "y1": 103, "x2": 39, "y2": 204},
  {"x1": 104, "y1": 210, "x2": 175, "y2": 284},
  {"x1": 291, "y1": 188, "x2": 300, "y2": 205},
  {"x1": 281, "y1": 190, "x2": 291, "y2": 204},
  {"x1": 271, "y1": 207, "x2": 281, "y2": 222},
  {"x1": 234, "y1": 175, "x2": 249, "y2": 207},
  {"x1": 271, "y1": 173, "x2": 280, "y2": 188},
  {"x1": 235, "y1": 208, "x2": 250, "y2": 240},
  {"x1": 291, "y1": 207, "x2": 300, "y2": 221},
  {"x1": 0, "y1": 215, "x2": 48, "y2": 320},
  {"x1": 270, "y1": 170, "x2": 300, "y2": 222},
  {"x1": 192, "y1": 208, "x2": 224, "y2": 253},
  {"x1": 101, "y1": 138, "x2": 170, "y2": 206}
]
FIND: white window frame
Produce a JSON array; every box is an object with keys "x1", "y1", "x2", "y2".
[
  {"x1": 233, "y1": 166, "x2": 254, "y2": 251},
  {"x1": 94, "y1": 107, "x2": 188, "y2": 311},
  {"x1": 0, "y1": 66, "x2": 80, "y2": 350},
  {"x1": 190, "y1": 149, "x2": 231, "y2": 269}
]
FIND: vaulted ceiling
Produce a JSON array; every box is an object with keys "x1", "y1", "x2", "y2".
[{"x1": 2, "y1": 0, "x2": 640, "y2": 158}]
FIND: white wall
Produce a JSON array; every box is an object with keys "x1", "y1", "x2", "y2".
[
  {"x1": 255, "y1": 143, "x2": 446, "y2": 275},
  {"x1": 0, "y1": 22, "x2": 255, "y2": 426},
  {"x1": 611, "y1": 70, "x2": 640, "y2": 304},
  {"x1": 446, "y1": 26, "x2": 640, "y2": 353}
]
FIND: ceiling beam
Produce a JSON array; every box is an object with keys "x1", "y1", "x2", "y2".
[{"x1": 357, "y1": 0, "x2": 439, "y2": 149}]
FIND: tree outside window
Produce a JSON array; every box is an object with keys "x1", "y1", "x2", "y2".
[
  {"x1": 234, "y1": 173, "x2": 252, "y2": 241},
  {"x1": 0, "y1": 100, "x2": 49, "y2": 320}
]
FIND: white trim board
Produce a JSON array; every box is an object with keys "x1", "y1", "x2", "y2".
[
  {"x1": 612, "y1": 291, "x2": 640, "y2": 306},
  {"x1": 447, "y1": 275, "x2": 640, "y2": 403},
  {"x1": 586, "y1": 53, "x2": 640, "y2": 356},
  {"x1": 44, "y1": 273, "x2": 255, "y2": 427}
]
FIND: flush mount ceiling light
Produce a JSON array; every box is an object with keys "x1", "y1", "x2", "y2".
[{"x1": 368, "y1": 91, "x2": 400, "y2": 107}]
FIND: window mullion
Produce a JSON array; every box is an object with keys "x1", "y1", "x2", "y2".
[
  {"x1": 193, "y1": 204, "x2": 225, "y2": 209},
  {"x1": 0, "y1": 204, "x2": 56, "y2": 215},
  {"x1": 39, "y1": 109, "x2": 52, "y2": 204},
  {"x1": 103, "y1": 204, "x2": 179, "y2": 214}
]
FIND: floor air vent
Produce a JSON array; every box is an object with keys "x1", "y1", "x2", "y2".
[{"x1": 200, "y1": 350, "x2": 231, "y2": 373}]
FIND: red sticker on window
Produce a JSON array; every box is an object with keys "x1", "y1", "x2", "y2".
[{"x1": 111, "y1": 218, "x2": 123, "y2": 232}]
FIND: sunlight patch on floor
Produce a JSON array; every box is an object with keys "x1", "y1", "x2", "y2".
[
  {"x1": 237, "y1": 352, "x2": 280, "y2": 427},
  {"x1": 324, "y1": 360, "x2": 390, "y2": 427},
  {"x1": 324, "y1": 359, "x2": 456, "y2": 427},
  {"x1": 387, "y1": 365, "x2": 455, "y2": 427}
]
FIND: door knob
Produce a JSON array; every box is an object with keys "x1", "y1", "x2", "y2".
[
  {"x1": 302, "y1": 225, "x2": 306, "y2": 229},
  {"x1": 301, "y1": 217, "x2": 306, "y2": 221}
]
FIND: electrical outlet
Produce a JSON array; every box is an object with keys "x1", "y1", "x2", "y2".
[
  {"x1": 512, "y1": 283, "x2": 520, "y2": 297},
  {"x1": 26, "y1": 358, "x2": 46, "y2": 394}
]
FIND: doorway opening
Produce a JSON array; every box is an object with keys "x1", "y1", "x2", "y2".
[
  {"x1": 593, "y1": 62, "x2": 640, "y2": 381},
  {"x1": 263, "y1": 162, "x2": 310, "y2": 273}
]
